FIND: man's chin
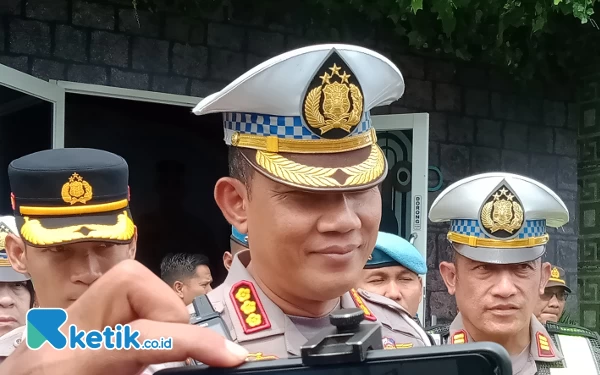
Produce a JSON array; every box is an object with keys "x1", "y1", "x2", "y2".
[{"x1": 477, "y1": 314, "x2": 529, "y2": 337}]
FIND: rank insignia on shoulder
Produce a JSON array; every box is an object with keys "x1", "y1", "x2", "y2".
[
  {"x1": 536, "y1": 332, "x2": 555, "y2": 357},
  {"x1": 230, "y1": 280, "x2": 271, "y2": 334},
  {"x1": 350, "y1": 289, "x2": 377, "y2": 321},
  {"x1": 246, "y1": 353, "x2": 278, "y2": 362},
  {"x1": 451, "y1": 330, "x2": 467, "y2": 344}
]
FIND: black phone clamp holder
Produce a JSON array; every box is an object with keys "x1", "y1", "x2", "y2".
[{"x1": 300, "y1": 308, "x2": 383, "y2": 366}]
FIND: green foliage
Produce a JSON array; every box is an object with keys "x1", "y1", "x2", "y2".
[
  {"x1": 141, "y1": 0, "x2": 600, "y2": 81},
  {"x1": 559, "y1": 311, "x2": 578, "y2": 325}
]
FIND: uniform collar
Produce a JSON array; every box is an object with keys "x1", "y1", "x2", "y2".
[
  {"x1": 0, "y1": 325, "x2": 25, "y2": 357},
  {"x1": 218, "y1": 250, "x2": 308, "y2": 356},
  {"x1": 449, "y1": 313, "x2": 563, "y2": 362}
]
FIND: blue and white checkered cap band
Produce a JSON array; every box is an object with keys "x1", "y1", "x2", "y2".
[
  {"x1": 450, "y1": 219, "x2": 546, "y2": 239},
  {"x1": 0, "y1": 250, "x2": 7, "y2": 260},
  {"x1": 222, "y1": 111, "x2": 372, "y2": 144}
]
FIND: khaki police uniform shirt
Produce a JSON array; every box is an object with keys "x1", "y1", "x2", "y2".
[
  {"x1": 449, "y1": 313, "x2": 563, "y2": 375},
  {"x1": 147, "y1": 250, "x2": 432, "y2": 373},
  {"x1": 202, "y1": 250, "x2": 431, "y2": 359}
]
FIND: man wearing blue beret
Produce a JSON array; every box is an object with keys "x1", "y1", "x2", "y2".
[{"x1": 358, "y1": 232, "x2": 426, "y2": 319}]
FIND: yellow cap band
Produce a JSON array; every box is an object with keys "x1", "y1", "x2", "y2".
[
  {"x1": 19, "y1": 199, "x2": 129, "y2": 216},
  {"x1": 232, "y1": 128, "x2": 376, "y2": 154},
  {"x1": 447, "y1": 232, "x2": 549, "y2": 249}
]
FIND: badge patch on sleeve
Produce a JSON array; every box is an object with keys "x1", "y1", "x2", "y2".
[
  {"x1": 350, "y1": 289, "x2": 377, "y2": 321},
  {"x1": 382, "y1": 337, "x2": 413, "y2": 349},
  {"x1": 246, "y1": 353, "x2": 278, "y2": 361},
  {"x1": 536, "y1": 332, "x2": 555, "y2": 357},
  {"x1": 451, "y1": 330, "x2": 467, "y2": 344},
  {"x1": 230, "y1": 280, "x2": 271, "y2": 334}
]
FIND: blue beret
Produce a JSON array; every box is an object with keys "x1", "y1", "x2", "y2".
[
  {"x1": 231, "y1": 226, "x2": 248, "y2": 247},
  {"x1": 365, "y1": 232, "x2": 427, "y2": 275}
]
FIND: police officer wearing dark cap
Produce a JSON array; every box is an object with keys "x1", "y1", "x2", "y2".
[
  {"x1": 0, "y1": 154, "x2": 250, "y2": 375},
  {"x1": 4, "y1": 148, "x2": 138, "y2": 311},
  {"x1": 534, "y1": 265, "x2": 571, "y2": 325}
]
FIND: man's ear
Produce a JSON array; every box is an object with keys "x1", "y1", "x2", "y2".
[
  {"x1": 127, "y1": 227, "x2": 138, "y2": 260},
  {"x1": 439, "y1": 261, "x2": 458, "y2": 295},
  {"x1": 173, "y1": 280, "x2": 185, "y2": 299},
  {"x1": 540, "y1": 261, "x2": 551, "y2": 295},
  {"x1": 214, "y1": 177, "x2": 249, "y2": 235},
  {"x1": 223, "y1": 251, "x2": 233, "y2": 271},
  {"x1": 5, "y1": 233, "x2": 28, "y2": 275}
]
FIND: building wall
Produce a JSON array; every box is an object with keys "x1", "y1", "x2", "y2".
[
  {"x1": 577, "y1": 68, "x2": 600, "y2": 331},
  {"x1": 0, "y1": 0, "x2": 579, "y2": 325}
]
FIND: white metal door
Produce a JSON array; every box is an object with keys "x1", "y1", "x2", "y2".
[
  {"x1": 372, "y1": 113, "x2": 429, "y2": 324},
  {"x1": 0, "y1": 64, "x2": 65, "y2": 147}
]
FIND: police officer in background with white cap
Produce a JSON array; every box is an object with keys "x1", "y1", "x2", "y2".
[
  {"x1": 0, "y1": 216, "x2": 34, "y2": 364},
  {"x1": 428, "y1": 172, "x2": 600, "y2": 374}
]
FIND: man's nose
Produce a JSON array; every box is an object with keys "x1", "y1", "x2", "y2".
[
  {"x1": 384, "y1": 281, "x2": 403, "y2": 304},
  {"x1": 0, "y1": 289, "x2": 15, "y2": 308},
  {"x1": 317, "y1": 195, "x2": 361, "y2": 234},
  {"x1": 491, "y1": 272, "x2": 518, "y2": 298},
  {"x1": 70, "y1": 254, "x2": 103, "y2": 285},
  {"x1": 548, "y1": 295, "x2": 560, "y2": 308}
]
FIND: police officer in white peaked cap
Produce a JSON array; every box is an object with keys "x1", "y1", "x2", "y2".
[
  {"x1": 428, "y1": 172, "x2": 600, "y2": 374},
  {"x1": 0, "y1": 216, "x2": 34, "y2": 364},
  {"x1": 146, "y1": 43, "x2": 435, "y2": 373}
]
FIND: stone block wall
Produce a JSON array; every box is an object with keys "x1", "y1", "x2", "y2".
[
  {"x1": 577, "y1": 68, "x2": 600, "y2": 330},
  {"x1": 0, "y1": 0, "x2": 579, "y2": 325}
]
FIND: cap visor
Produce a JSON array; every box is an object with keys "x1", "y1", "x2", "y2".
[
  {"x1": 453, "y1": 243, "x2": 546, "y2": 264},
  {"x1": 546, "y1": 281, "x2": 572, "y2": 293},
  {"x1": 241, "y1": 144, "x2": 387, "y2": 191},
  {"x1": 15, "y1": 209, "x2": 135, "y2": 247},
  {"x1": 0, "y1": 267, "x2": 29, "y2": 282}
]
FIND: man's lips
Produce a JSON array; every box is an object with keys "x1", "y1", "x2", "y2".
[
  {"x1": 0, "y1": 316, "x2": 17, "y2": 323},
  {"x1": 314, "y1": 244, "x2": 358, "y2": 255},
  {"x1": 488, "y1": 303, "x2": 520, "y2": 312}
]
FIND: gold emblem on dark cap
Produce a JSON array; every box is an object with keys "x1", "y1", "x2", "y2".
[
  {"x1": 61, "y1": 173, "x2": 93, "y2": 205},
  {"x1": 302, "y1": 51, "x2": 364, "y2": 139},
  {"x1": 551, "y1": 267, "x2": 560, "y2": 279},
  {"x1": 480, "y1": 184, "x2": 524, "y2": 239}
]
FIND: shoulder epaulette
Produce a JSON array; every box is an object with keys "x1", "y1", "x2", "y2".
[
  {"x1": 349, "y1": 289, "x2": 377, "y2": 321},
  {"x1": 230, "y1": 280, "x2": 271, "y2": 334},
  {"x1": 451, "y1": 330, "x2": 467, "y2": 344},
  {"x1": 545, "y1": 321, "x2": 599, "y2": 341},
  {"x1": 536, "y1": 332, "x2": 555, "y2": 357}
]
